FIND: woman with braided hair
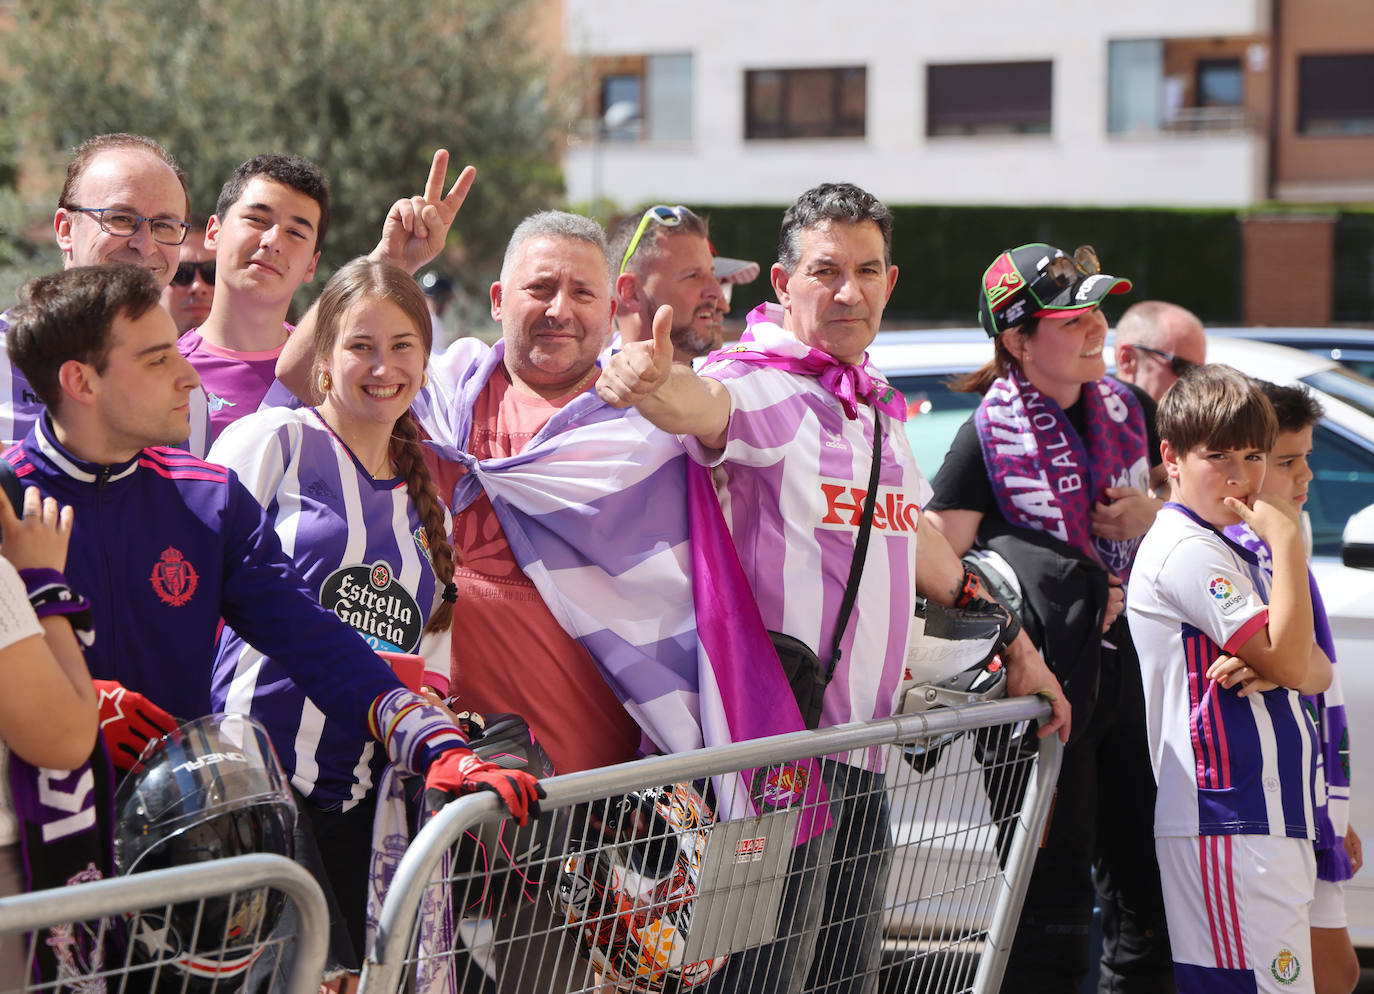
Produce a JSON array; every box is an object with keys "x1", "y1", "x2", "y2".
[{"x1": 207, "y1": 257, "x2": 459, "y2": 970}]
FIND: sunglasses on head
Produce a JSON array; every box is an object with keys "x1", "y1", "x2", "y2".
[
  {"x1": 620, "y1": 205, "x2": 697, "y2": 275},
  {"x1": 170, "y1": 261, "x2": 216, "y2": 287},
  {"x1": 1131, "y1": 344, "x2": 1198, "y2": 377},
  {"x1": 1026, "y1": 245, "x2": 1100, "y2": 307}
]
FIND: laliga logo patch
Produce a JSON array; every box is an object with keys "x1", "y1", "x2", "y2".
[
  {"x1": 1270, "y1": 947, "x2": 1301, "y2": 985},
  {"x1": 150, "y1": 547, "x2": 199, "y2": 607},
  {"x1": 1207, "y1": 574, "x2": 1247, "y2": 616}
]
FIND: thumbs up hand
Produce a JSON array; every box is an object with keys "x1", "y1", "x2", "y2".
[{"x1": 597, "y1": 303, "x2": 676, "y2": 408}]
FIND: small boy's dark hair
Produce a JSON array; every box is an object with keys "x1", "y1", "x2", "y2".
[
  {"x1": 1158, "y1": 364, "x2": 1277, "y2": 455},
  {"x1": 1256, "y1": 381, "x2": 1323, "y2": 434},
  {"x1": 215, "y1": 154, "x2": 330, "y2": 251}
]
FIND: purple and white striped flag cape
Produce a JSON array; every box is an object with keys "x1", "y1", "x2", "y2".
[{"x1": 417, "y1": 340, "x2": 828, "y2": 840}]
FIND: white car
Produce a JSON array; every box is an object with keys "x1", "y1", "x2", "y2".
[{"x1": 869, "y1": 329, "x2": 1374, "y2": 949}]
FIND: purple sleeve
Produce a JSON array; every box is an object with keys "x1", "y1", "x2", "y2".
[{"x1": 217, "y1": 471, "x2": 403, "y2": 734}]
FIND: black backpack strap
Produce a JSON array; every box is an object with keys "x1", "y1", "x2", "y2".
[{"x1": 825, "y1": 413, "x2": 884, "y2": 681}]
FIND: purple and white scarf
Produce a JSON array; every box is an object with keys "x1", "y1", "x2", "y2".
[
  {"x1": 1226, "y1": 523, "x2": 1352, "y2": 882},
  {"x1": 416, "y1": 340, "x2": 828, "y2": 842},
  {"x1": 975, "y1": 370, "x2": 1148, "y2": 581},
  {"x1": 8, "y1": 742, "x2": 118, "y2": 987}
]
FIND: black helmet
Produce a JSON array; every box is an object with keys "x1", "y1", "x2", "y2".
[{"x1": 115, "y1": 714, "x2": 297, "y2": 991}]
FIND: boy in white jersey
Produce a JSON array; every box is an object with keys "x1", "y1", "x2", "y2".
[{"x1": 1127, "y1": 364, "x2": 1332, "y2": 993}]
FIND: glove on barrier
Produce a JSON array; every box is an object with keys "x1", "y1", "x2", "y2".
[
  {"x1": 94, "y1": 680, "x2": 177, "y2": 771},
  {"x1": 422, "y1": 747, "x2": 544, "y2": 825}
]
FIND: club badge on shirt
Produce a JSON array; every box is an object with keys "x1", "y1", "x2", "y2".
[{"x1": 319, "y1": 560, "x2": 423, "y2": 653}]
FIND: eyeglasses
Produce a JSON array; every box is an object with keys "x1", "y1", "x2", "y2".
[
  {"x1": 1026, "y1": 245, "x2": 1100, "y2": 308},
  {"x1": 1131, "y1": 344, "x2": 1199, "y2": 377},
  {"x1": 66, "y1": 206, "x2": 191, "y2": 246},
  {"x1": 170, "y1": 261, "x2": 216, "y2": 286},
  {"x1": 620, "y1": 205, "x2": 697, "y2": 275}
]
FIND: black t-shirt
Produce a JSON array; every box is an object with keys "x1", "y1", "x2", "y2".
[{"x1": 926, "y1": 378, "x2": 1161, "y2": 520}]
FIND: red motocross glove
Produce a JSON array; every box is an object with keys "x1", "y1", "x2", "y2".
[
  {"x1": 94, "y1": 680, "x2": 178, "y2": 771},
  {"x1": 423, "y1": 747, "x2": 544, "y2": 825}
]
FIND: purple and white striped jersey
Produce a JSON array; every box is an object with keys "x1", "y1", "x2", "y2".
[
  {"x1": 688, "y1": 321, "x2": 930, "y2": 736},
  {"x1": 1127, "y1": 503, "x2": 1319, "y2": 840},
  {"x1": 208, "y1": 406, "x2": 449, "y2": 808}
]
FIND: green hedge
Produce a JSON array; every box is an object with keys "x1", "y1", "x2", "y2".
[{"x1": 697, "y1": 204, "x2": 1245, "y2": 327}]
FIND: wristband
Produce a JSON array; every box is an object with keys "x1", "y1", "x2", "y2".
[
  {"x1": 368, "y1": 687, "x2": 468, "y2": 774},
  {"x1": 954, "y1": 563, "x2": 985, "y2": 608},
  {"x1": 19, "y1": 568, "x2": 95, "y2": 647}
]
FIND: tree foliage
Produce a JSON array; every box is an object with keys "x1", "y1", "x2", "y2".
[{"x1": 4, "y1": 0, "x2": 569, "y2": 295}]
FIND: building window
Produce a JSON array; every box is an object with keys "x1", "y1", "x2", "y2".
[
  {"x1": 1108, "y1": 38, "x2": 1254, "y2": 134},
  {"x1": 1196, "y1": 58, "x2": 1243, "y2": 107},
  {"x1": 1298, "y1": 54, "x2": 1374, "y2": 136},
  {"x1": 745, "y1": 67, "x2": 866, "y2": 140},
  {"x1": 926, "y1": 61, "x2": 1052, "y2": 137},
  {"x1": 590, "y1": 53, "x2": 694, "y2": 143}
]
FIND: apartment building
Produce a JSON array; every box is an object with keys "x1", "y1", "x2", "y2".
[{"x1": 563, "y1": 0, "x2": 1374, "y2": 210}]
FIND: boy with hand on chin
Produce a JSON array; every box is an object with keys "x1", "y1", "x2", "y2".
[
  {"x1": 1127, "y1": 364, "x2": 1331, "y2": 994},
  {"x1": 1217, "y1": 381, "x2": 1361, "y2": 994}
]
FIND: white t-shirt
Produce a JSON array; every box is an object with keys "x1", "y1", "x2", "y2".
[
  {"x1": 1127, "y1": 503, "x2": 1319, "y2": 840},
  {"x1": 0, "y1": 557, "x2": 44, "y2": 846}
]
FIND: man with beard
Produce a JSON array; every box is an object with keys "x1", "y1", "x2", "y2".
[{"x1": 610, "y1": 205, "x2": 725, "y2": 364}]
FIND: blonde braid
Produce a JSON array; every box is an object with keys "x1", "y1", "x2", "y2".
[{"x1": 390, "y1": 413, "x2": 456, "y2": 632}]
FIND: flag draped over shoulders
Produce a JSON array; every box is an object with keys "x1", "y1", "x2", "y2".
[{"x1": 415, "y1": 340, "x2": 827, "y2": 837}]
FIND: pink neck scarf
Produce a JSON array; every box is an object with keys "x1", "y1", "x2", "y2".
[{"x1": 704, "y1": 303, "x2": 907, "y2": 422}]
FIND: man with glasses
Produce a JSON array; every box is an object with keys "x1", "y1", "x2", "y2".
[
  {"x1": 0, "y1": 132, "x2": 201, "y2": 446},
  {"x1": 178, "y1": 155, "x2": 328, "y2": 443},
  {"x1": 610, "y1": 205, "x2": 726, "y2": 364},
  {"x1": 160, "y1": 213, "x2": 216, "y2": 335},
  {"x1": 1114, "y1": 300, "x2": 1207, "y2": 403}
]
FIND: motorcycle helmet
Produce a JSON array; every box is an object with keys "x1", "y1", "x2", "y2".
[
  {"x1": 114, "y1": 714, "x2": 297, "y2": 992},
  {"x1": 556, "y1": 783, "x2": 724, "y2": 991}
]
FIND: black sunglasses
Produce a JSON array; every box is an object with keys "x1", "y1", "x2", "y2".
[
  {"x1": 171, "y1": 261, "x2": 216, "y2": 287},
  {"x1": 1131, "y1": 344, "x2": 1198, "y2": 377}
]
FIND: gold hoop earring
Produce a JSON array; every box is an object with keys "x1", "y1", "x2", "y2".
[
  {"x1": 421, "y1": 370, "x2": 429, "y2": 389},
  {"x1": 318, "y1": 370, "x2": 332, "y2": 395}
]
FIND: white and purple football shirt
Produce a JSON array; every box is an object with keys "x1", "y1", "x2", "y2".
[
  {"x1": 1128, "y1": 503, "x2": 1318, "y2": 840},
  {"x1": 208, "y1": 406, "x2": 448, "y2": 808},
  {"x1": 688, "y1": 324, "x2": 929, "y2": 742}
]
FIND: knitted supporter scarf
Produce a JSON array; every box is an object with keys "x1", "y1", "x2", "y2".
[
  {"x1": 705, "y1": 304, "x2": 908, "y2": 422},
  {"x1": 1227, "y1": 523, "x2": 1352, "y2": 881},
  {"x1": 975, "y1": 370, "x2": 1148, "y2": 582},
  {"x1": 8, "y1": 741, "x2": 119, "y2": 985}
]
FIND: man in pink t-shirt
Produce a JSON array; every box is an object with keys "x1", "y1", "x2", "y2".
[
  {"x1": 423, "y1": 212, "x2": 644, "y2": 779},
  {"x1": 181, "y1": 155, "x2": 326, "y2": 442}
]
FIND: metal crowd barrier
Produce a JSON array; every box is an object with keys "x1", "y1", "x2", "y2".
[
  {"x1": 0, "y1": 852, "x2": 329, "y2": 994},
  {"x1": 360, "y1": 696, "x2": 1062, "y2": 994}
]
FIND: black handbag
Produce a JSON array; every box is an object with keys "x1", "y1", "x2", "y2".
[{"x1": 769, "y1": 416, "x2": 884, "y2": 729}]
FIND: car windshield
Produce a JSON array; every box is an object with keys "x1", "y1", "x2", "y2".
[
  {"x1": 1300, "y1": 367, "x2": 1374, "y2": 420},
  {"x1": 887, "y1": 374, "x2": 981, "y2": 472}
]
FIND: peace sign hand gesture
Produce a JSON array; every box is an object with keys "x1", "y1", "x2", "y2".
[{"x1": 370, "y1": 149, "x2": 476, "y2": 275}]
